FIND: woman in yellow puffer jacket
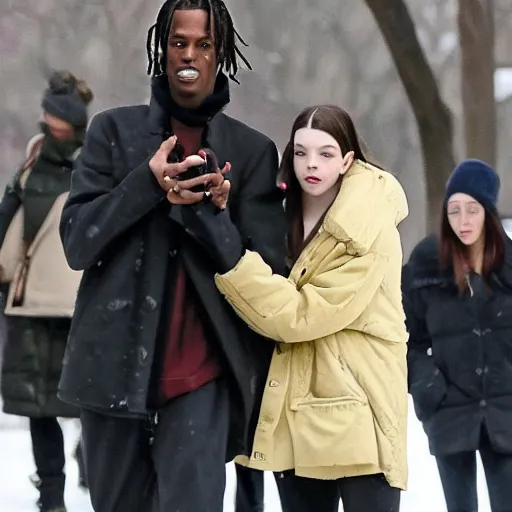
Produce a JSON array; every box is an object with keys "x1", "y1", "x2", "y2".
[{"x1": 176, "y1": 104, "x2": 409, "y2": 512}]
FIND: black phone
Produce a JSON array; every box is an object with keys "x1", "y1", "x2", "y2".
[
  {"x1": 173, "y1": 146, "x2": 219, "y2": 193},
  {"x1": 166, "y1": 140, "x2": 219, "y2": 192},
  {"x1": 178, "y1": 152, "x2": 211, "y2": 182},
  {"x1": 167, "y1": 140, "x2": 185, "y2": 164}
]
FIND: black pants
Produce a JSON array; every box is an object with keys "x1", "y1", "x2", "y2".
[
  {"x1": 30, "y1": 417, "x2": 66, "y2": 509},
  {"x1": 275, "y1": 472, "x2": 401, "y2": 512},
  {"x1": 80, "y1": 379, "x2": 229, "y2": 512},
  {"x1": 235, "y1": 465, "x2": 265, "y2": 512},
  {"x1": 436, "y1": 429, "x2": 512, "y2": 512}
]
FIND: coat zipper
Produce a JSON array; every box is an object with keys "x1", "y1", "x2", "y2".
[
  {"x1": 466, "y1": 274, "x2": 474, "y2": 297},
  {"x1": 468, "y1": 273, "x2": 487, "y2": 397},
  {"x1": 147, "y1": 411, "x2": 159, "y2": 445}
]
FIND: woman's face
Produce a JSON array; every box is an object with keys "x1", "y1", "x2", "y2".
[
  {"x1": 43, "y1": 112, "x2": 75, "y2": 141},
  {"x1": 293, "y1": 128, "x2": 354, "y2": 197},
  {"x1": 447, "y1": 192, "x2": 486, "y2": 246}
]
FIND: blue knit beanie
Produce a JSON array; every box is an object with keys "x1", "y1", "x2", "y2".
[{"x1": 445, "y1": 159, "x2": 500, "y2": 212}]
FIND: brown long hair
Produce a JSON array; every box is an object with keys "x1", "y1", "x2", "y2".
[
  {"x1": 440, "y1": 206, "x2": 505, "y2": 293},
  {"x1": 279, "y1": 105, "x2": 378, "y2": 265}
]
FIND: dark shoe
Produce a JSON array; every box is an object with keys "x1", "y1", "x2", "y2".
[
  {"x1": 36, "y1": 497, "x2": 67, "y2": 512},
  {"x1": 33, "y1": 474, "x2": 66, "y2": 512},
  {"x1": 31, "y1": 474, "x2": 67, "y2": 511},
  {"x1": 38, "y1": 506, "x2": 67, "y2": 512},
  {"x1": 36, "y1": 499, "x2": 67, "y2": 512}
]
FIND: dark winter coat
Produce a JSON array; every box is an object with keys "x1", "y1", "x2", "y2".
[
  {"x1": 0, "y1": 137, "x2": 79, "y2": 418},
  {"x1": 1, "y1": 316, "x2": 77, "y2": 417},
  {"x1": 57, "y1": 100, "x2": 287, "y2": 459},
  {"x1": 403, "y1": 235, "x2": 512, "y2": 456}
]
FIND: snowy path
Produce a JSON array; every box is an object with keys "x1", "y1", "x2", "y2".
[{"x1": 0, "y1": 397, "x2": 491, "y2": 511}]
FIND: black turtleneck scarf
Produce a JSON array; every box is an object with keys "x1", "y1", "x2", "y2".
[
  {"x1": 150, "y1": 71, "x2": 230, "y2": 129},
  {"x1": 22, "y1": 128, "x2": 82, "y2": 242}
]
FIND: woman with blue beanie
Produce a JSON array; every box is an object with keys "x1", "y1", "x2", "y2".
[{"x1": 403, "y1": 159, "x2": 512, "y2": 511}]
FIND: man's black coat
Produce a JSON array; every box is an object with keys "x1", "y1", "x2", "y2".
[{"x1": 58, "y1": 95, "x2": 287, "y2": 458}]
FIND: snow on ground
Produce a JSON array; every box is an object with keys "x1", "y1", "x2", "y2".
[
  {"x1": 495, "y1": 67, "x2": 512, "y2": 102},
  {"x1": 0, "y1": 397, "x2": 491, "y2": 511}
]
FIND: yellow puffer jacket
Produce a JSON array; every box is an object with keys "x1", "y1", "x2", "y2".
[{"x1": 215, "y1": 160, "x2": 409, "y2": 489}]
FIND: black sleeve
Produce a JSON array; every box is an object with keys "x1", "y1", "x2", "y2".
[
  {"x1": 0, "y1": 175, "x2": 23, "y2": 248},
  {"x1": 169, "y1": 139, "x2": 285, "y2": 274},
  {"x1": 404, "y1": 284, "x2": 447, "y2": 422},
  {"x1": 232, "y1": 140, "x2": 286, "y2": 275},
  {"x1": 173, "y1": 202, "x2": 243, "y2": 274},
  {"x1": 59, "y1": 112, "x2": 166, "y2": 271}
]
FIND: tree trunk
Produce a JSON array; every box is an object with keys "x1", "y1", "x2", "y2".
[
  {"x1": 364, "y1": 0, "x2": 456, "y2": 233},
  {"x1": 458, "y1": 0, "x2": 496, "y2": 167}
]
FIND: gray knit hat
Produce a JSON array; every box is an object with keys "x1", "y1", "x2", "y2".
[{"x1": 41, "y1": 71, "x2": 90, "y2": 127}]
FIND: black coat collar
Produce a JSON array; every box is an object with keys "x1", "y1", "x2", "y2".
[{"x1": 147, "y1": 73, "x2": 230, "y2": 135}]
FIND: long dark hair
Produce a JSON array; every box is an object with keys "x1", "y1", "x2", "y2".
[
  {"x1": 280, "y1": 105, "x2": 377, "y2": 265},
  {"x1": 440, "y1": 206, "x2": 505, "y2": 293}
]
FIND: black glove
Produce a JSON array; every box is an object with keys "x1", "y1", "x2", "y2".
[{"x1": 170, "y1": 201, "x2": 243, "y2": 273}]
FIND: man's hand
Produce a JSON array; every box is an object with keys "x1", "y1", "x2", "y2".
[
  {"x1": 197, "y1": 150, "x2": 231, "y2": 210},
  {"x1": 204, "y1": 161, "x2": 231, "y2": 210},
  {"x1": 208, "y1": 177, "x2": 231, "y2": 210},
  {"x1": 150, "y1": 136, "x2": 218, "y2": 205}
]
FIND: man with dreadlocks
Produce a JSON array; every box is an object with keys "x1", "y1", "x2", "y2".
[{"x1": 57, "y1": 1, "x2": 286, "y2": 511}]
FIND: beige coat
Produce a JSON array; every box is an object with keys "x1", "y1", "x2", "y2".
[
  {"x1": 215, "y1": 160, "x2": 409, "y2": 489},
  {"x1": 0, "y1": 136, "x2": 82, "y2": 317}
]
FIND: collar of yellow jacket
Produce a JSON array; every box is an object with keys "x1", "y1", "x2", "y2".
[{"x1": 323, "y1": 159, "x2": 409, "y2": 255}]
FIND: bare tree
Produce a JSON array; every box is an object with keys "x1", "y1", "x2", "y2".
[
  {"x1": 0, "y1": 0, "x2": 161, "y2": 186},
  {"x1": 494, "y1": 0, "x2": 512, "y2": 67},
  {"x1": 458, "y1": 0, "x2": 496, "y2": 166},
  {"x1": 364, "y1": 0, "x2": 456, "y2": 232},
  {"x1": 3, "y1": 0, "x2": 511, "y2": 246}
]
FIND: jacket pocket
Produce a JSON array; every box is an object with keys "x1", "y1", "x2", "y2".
[
  {"x1": 290, "y1": 395, "x2": 379, "y2": 468},
  {"x1": 410, "y1": 367, "x2": 448, "y2": 422}
]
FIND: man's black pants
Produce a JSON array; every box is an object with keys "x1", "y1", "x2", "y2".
[
  {"x1": 275, "y1": 472, "x2": 401, "y2": 512},
  {"x1": 80, "y1": 379, "x2": 230, "y2": 512}
]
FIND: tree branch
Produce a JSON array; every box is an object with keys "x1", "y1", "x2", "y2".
[
  {"x1": 364, "y1": 0, "x2": 456, "y2": 232},
  {"x1": 458, "y1": 0, "x2": 496, "y2": 166}
]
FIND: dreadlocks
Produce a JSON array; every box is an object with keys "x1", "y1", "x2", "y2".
[{"x1": 146, "y1": 0, "x2": 251, "y2": 83}]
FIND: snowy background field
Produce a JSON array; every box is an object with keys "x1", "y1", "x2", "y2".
[{"x1": 0, "y1": 396, "x2": 491, "y2": 512}]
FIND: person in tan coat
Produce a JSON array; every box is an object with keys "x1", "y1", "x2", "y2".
[
  {"x1": 173, "y1": 104, "x2": 409, "y2": 511},
  {"x1": 0, "y1": 71, "x2": 92, "y2": 512}
]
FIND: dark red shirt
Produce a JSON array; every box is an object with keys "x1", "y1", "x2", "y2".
[{"x1": 158, "y1": 122, "x2": 221, "y2": 402}]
